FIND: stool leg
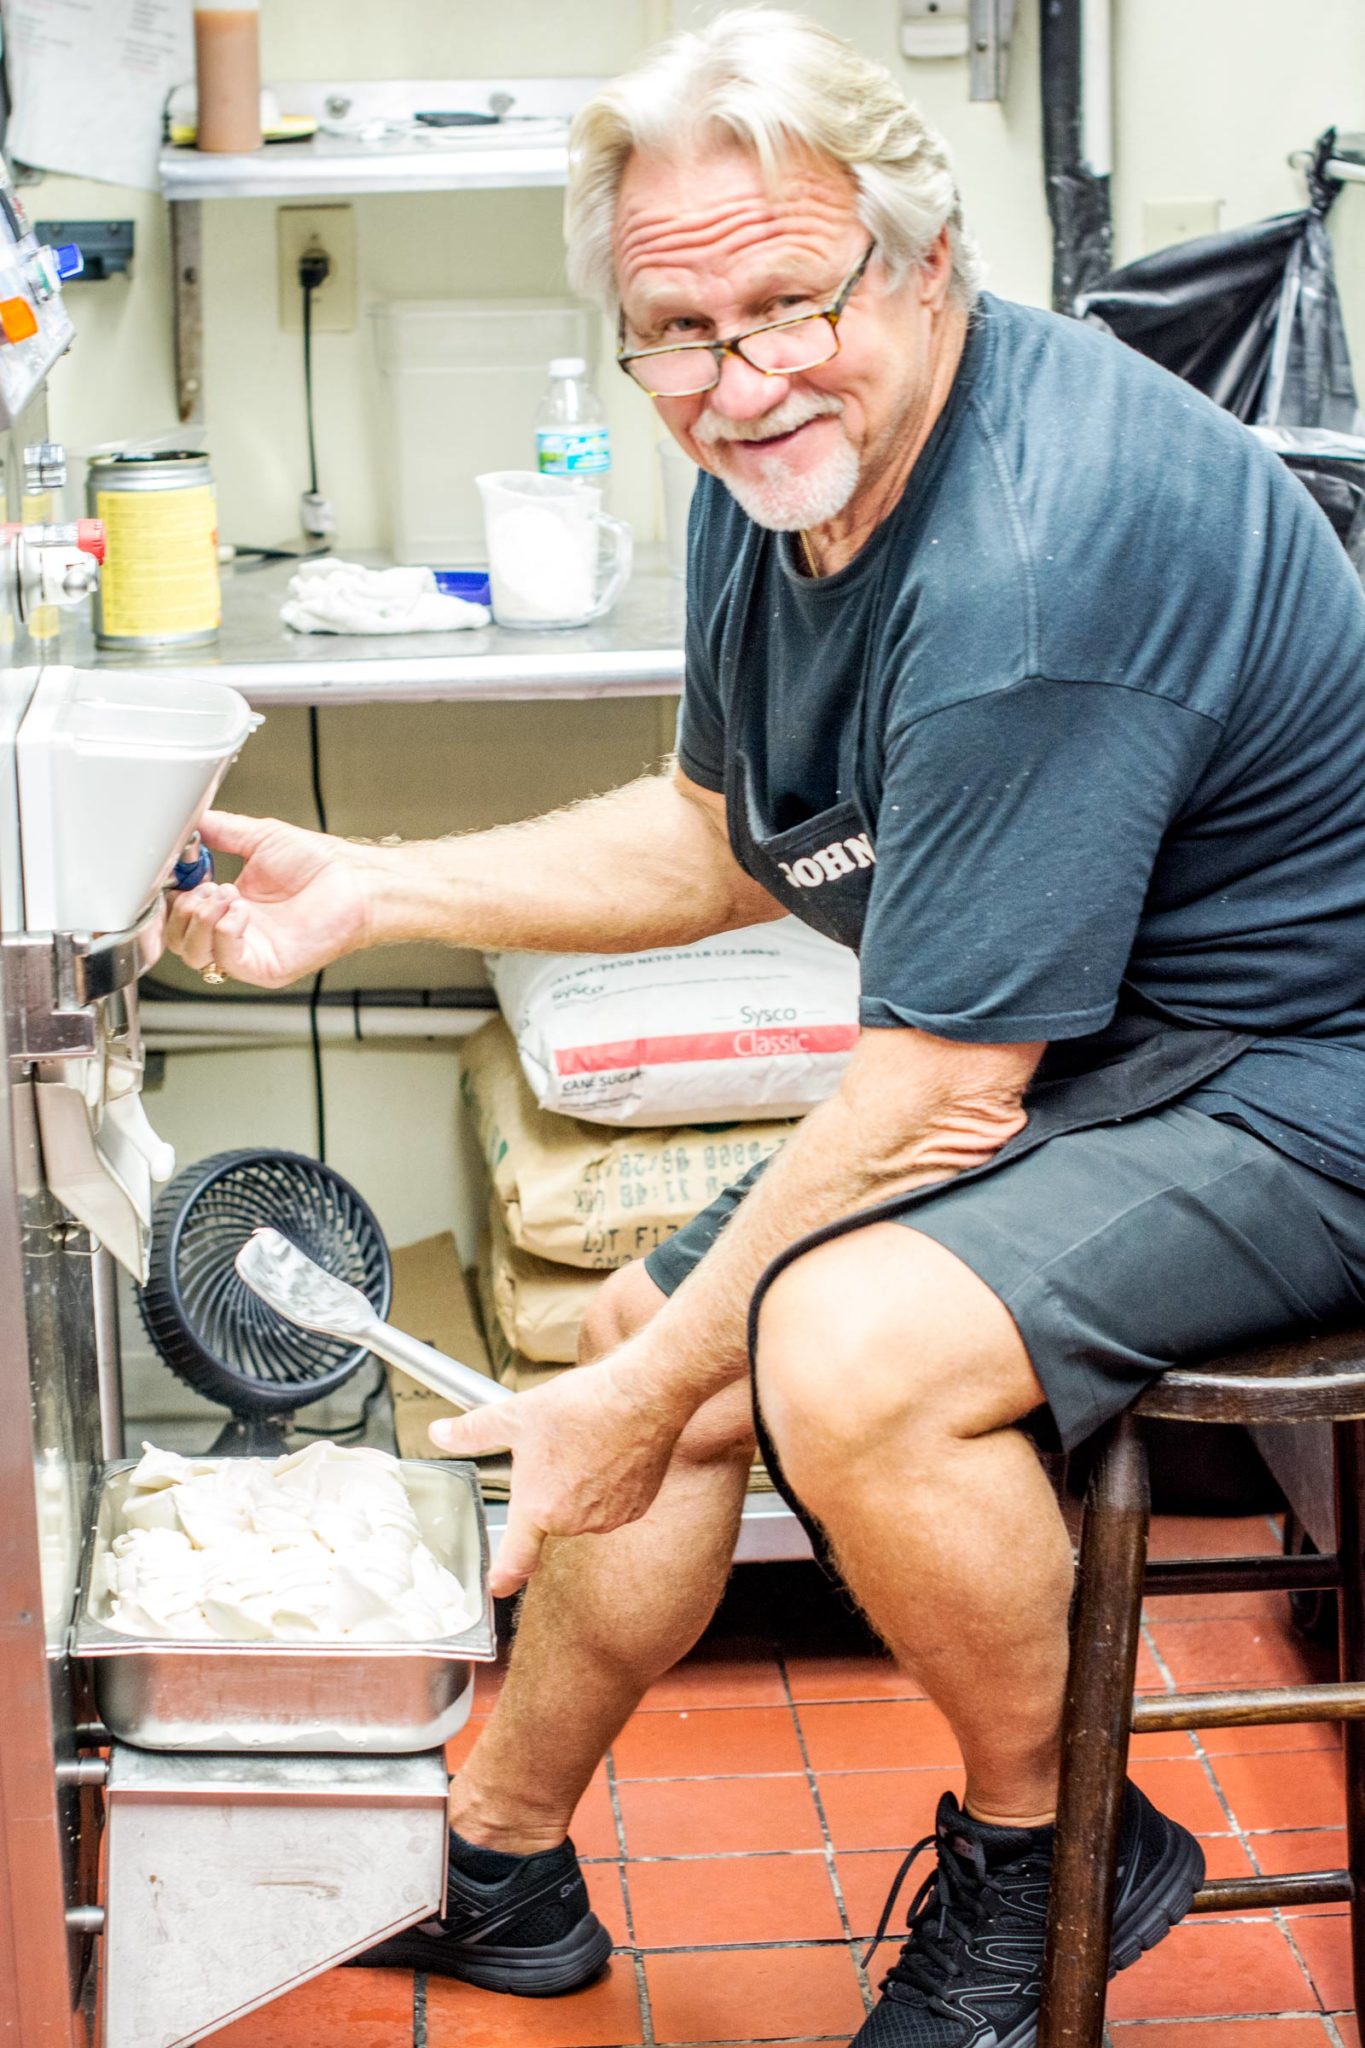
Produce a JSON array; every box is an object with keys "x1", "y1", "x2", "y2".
[
  {"x1": 1038, "y1": 1410, "x2": 1151, "y2": 2048},
  {"x1": 1334, "y1": 1417, "x2": 1365, "y2": 2020}
]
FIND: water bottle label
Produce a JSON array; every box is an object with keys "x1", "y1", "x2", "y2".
[{"x1": 537, "y1": 428, "x2": 611, "y2": 475}]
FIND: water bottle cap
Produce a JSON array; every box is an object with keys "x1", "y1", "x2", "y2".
[{"x1": 549, "y1": 356, "x2": 587, "y2": 378}]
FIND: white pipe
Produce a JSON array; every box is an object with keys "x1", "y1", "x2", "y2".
[
  {"x1": 1081, "y1": 0, "x2": 1113, "y2": 179},
  {"x1": 142, "y1": 1002, "x2": 496, "y2": 1051}
]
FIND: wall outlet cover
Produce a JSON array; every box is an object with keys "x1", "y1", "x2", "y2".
[
  {"x1": 277, "y1": 204, "x2": 357, "y2": 333},
  {"x1": 901, "y1": 0, "x2": 969, "y2": 59}
]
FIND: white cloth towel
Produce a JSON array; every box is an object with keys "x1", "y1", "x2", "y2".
[{"x1": 281, "y1": 558, "x2": 490, "y2": 636}]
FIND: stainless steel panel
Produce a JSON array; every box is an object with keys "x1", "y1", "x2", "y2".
[
  {"x1": 102, "y1": 1745, "x2": 447, "y2": 2048},
  {"x1": 75, "y1": 1458, "x2": 496, "y2": 1751},
  {"x1": 0, "y1": 1066, "x2": 100, "y2": 2048}
]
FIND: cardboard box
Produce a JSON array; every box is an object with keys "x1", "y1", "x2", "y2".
[{"x1": 385, "y1": 1231, "x2": 511, "y2": 1497}]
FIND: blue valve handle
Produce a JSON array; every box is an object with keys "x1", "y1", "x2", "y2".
[{"x1": 173, "y1": 839, "x2": 213, "y2": 891}]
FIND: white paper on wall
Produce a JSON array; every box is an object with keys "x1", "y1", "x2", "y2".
[{"x1": 2, "y1": 0, "x2": 191, "y2": 191}]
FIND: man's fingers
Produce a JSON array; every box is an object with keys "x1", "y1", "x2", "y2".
[
  {"x1": 489, "y1": 1502, "x2": 547, "y2": 1598},
  {"x1": 164, "y1": 884, "x2": 235, "y2": 969},
  {"x1": 199, "y1": 809, "x2": 278, "y2": 858},
  {"x1": 428, "y1": 1401, "x2": 519, "y2": 1459}
]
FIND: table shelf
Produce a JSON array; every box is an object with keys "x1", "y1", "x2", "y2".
[{"x1": 80, "y1": 553, "x2": 685, "y2": 708}]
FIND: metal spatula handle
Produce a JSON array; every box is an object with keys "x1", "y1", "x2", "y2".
[
  {"x1": 361, "y1": 1321, "x2": 514, "y2": 1411},
  {"x1": 233, "y1": 1226, "x2": 513, "y2": 1412}
]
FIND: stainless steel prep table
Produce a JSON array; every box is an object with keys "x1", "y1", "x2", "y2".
[
  {"x1": 84, "y1": 557, "x2": 812, "y2": 1565},
  {"x1": 78, "y1": 552, "x2": 686, "y2": 707}
]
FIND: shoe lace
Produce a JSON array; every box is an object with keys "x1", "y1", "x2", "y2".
[{"x1": 861, "y1": 1830, "x2": 1004, "y2": 2013}]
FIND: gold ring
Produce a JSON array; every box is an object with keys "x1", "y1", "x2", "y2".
[{"x1": 201, "y1": 962, "x2": 227, "y2": 986}]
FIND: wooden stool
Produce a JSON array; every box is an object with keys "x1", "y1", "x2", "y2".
[{"x1": 1038, "y1": 1327, "x2": 1365, "y2": 2045}]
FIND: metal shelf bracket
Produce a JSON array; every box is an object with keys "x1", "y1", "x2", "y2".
[
  {"x1": 170, "y1": 200, "x2": 204, "y2": 427},
  {"x1": 970, "y1": 0, "x2": 1017, "y2": 101}
]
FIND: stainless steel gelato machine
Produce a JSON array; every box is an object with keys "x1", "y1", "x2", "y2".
[{"x1": 0, "y1": 153, "x2": 495, "y2": 2048}]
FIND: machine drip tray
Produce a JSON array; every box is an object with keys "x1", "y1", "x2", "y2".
[{"x1": 101, "y1": 1743, "x2": 448, "y2": 2048}]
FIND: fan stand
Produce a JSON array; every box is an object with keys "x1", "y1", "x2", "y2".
[{"x1": 208, "y1": 1412, "x2": 298, "y2": 1457}]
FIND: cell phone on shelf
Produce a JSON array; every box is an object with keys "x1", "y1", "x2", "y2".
[{"x1": 414, "y1": 110, "x2": 501, "y2": 127}]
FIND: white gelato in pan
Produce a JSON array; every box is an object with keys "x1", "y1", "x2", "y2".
[{"x1": 102, "y1": 1440, "x2": 477, "y2": 1643}]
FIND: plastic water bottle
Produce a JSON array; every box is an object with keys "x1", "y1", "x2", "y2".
[{"x1": 535, "y1": 358, "x2": 612, "y2": 501}]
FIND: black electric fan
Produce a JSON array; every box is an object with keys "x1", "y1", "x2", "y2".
[{"x1": 138, "y1": 1149, "x2": 392, "y2": 1454}]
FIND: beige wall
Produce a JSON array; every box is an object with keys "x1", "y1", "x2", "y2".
[
  {"x1": 40, "y1": 1, "x2": 1365, "y2": 550},
  {"x1": 26, "y1": 1, "x2": 1365, "y2": 1414}
]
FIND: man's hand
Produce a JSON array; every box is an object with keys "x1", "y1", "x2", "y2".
[
  {"x1": 165, "y1": 810, "x2": 382, "y2": 988},
  {"x1": 430, "y1": 1350, "x2": 690, "y2": 1596}
]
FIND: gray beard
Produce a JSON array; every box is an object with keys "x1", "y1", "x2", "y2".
[{"x1": 713, "y1": 431, "x2": 861, "y2": 532}]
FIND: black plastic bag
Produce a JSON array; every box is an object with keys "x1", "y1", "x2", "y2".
[
  {"x1": 1253, "y1": 424, "x2": 1365, "y2": 580},
  {"x1": 1076, "y1": 131, "x2": 1361, "y2": 433}
]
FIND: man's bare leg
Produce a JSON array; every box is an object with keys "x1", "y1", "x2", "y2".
[
  {"x1": 755, "y1": 1222, "x2": 1073, "y2": 1826},
  {"x1": 451, "y1": 1261, "x2": 754, "y2": 1852}
]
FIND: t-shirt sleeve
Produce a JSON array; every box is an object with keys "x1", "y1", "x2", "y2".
[
  {"x1": 675, "y1": 472, "x2": 728, "y2": 792},
  {"x1": 676, "y1": 604, "x2": 726, "y2": 792},
  {"x1": 858, "y1": 676, "x2": 1220, "y2": 1042}
]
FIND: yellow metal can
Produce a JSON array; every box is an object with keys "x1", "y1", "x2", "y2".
[{"x1": 88, "y1": 452, "x2": 221, "y2": 650}]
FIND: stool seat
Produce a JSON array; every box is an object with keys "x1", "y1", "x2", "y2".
[{"x1": 1136, "y1": 1322, "x2": 1365, "y2": 1423}]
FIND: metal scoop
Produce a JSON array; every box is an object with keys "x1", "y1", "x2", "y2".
[{"x1": 235, "y1": 1227, "x2": 513, "y2": 1411}]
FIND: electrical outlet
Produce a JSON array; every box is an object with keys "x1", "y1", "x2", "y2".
[{"x1": 277, "y1": 204, "x2": 356, "y2": 332}]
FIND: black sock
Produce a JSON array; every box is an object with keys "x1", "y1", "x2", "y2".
[{"x1": 449, "y1": 1827, "x2": 532, "y2": 1882}]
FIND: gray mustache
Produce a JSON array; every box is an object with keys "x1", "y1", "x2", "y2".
[{"x1": 694, "y1": 397, "x2": 844, "y2": 447}]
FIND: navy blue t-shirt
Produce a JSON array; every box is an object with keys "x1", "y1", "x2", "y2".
[{"x1": 678, "y1": 292, "x2": 1365, "y2": 1191}]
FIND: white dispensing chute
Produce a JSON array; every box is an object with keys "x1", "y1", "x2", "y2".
[
  {"x1": 14, "y1": 664, "x2": 260, "y2": 1279},
  {"x1": 15, "y1": 665, "x2": 260, "y2": 934}
]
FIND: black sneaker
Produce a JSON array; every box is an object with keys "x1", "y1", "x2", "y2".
[
  {"x1": 850, "y1": 1783, "x2": 1203, "y2": 2047},
  {"x1": 354, "y1": 1832, "x2": 613, "y2": 1995}
]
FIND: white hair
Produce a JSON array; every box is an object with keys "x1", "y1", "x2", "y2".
[{"x1": 565, "y1": 7, "x2": 981, "y2": 316}]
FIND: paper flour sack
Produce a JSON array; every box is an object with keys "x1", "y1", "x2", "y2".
[{"x1": 487, "y1": 918, "x2": 859, "y2": 1126}]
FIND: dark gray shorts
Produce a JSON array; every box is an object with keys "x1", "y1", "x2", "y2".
[{"x1": 644, "y1": 1104, "x2": 1365, "y2": 1451}]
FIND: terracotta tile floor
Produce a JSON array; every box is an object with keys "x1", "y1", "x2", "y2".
[{"x1": 210, "y1": 1512, "x2": 1363, "y2": 2048}]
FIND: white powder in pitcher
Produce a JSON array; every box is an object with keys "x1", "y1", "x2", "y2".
[{"x1": 101, "y1": 1440, "x2": 476, "y2": 1643}]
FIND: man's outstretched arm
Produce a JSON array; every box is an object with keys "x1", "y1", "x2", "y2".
[{"x1": 166, "y1": 765, "x2": 785, "y2": 987}]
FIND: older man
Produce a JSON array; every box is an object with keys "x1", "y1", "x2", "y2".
[{"x1": 170, "y1": 11, "x2": 1365, "y2": 2042}]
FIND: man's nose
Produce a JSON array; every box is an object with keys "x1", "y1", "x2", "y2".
[{"x1": 706, "y1": 348, "x2": 790, "y2": 422}]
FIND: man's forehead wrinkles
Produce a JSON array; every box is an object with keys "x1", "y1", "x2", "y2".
[
  {"x1": 616, "y1": 201, "x2": 773, "y2": 270},
  {"x1": 617, "y1": 199, "x2": 859, "y2": 305},
  {"x1": 614, "y1": 154, "x2": 859, "y2": 291}
]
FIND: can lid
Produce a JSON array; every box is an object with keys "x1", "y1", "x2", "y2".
[
  {"x1": 90, "y1": 451, "x2": 208, "y2": 469},
  {"x1": 548, "y1": 356, "x2": 587, "y2": 378}
]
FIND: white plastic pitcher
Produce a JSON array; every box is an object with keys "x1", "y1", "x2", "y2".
[{"x1": 476, "y1": 471, "x2": 632, "y2": 630}]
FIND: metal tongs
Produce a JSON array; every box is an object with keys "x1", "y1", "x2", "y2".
[{"x1": 235, "y1": 1227, "x2": 512, "y2": 1411}]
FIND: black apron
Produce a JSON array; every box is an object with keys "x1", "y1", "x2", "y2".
[{"x1": 726, "y1": 747, "x2": 1257, "y2": 1539}]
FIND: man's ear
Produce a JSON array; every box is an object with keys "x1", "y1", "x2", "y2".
[{"x1": 918, "y1": 225, "x2": 955, "y2": 310}]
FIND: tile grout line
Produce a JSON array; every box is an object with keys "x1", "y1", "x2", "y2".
[
  {"x1": 777, "y1": 1644, "x2": 876, "y2": 2018},
  {"x1": 583, "y1": 1821, "x2": 1336, "y2": 1869},
  {"x1": 606, "y1": 1746, "x2": 657, "y2": 2048},
  {"x1": 608, "y1": 1758, "x2": 1330, "y2": 1783},
  {"x1": 1113, "y1": 2023, "x2": 1342, "y2": 2039}
]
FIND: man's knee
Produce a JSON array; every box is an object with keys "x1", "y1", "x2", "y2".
[
  {"x1": 578, "y1": 1258, "x2": 668, "y2": 1363},
  {"x1": 754, "y1": 1223, "x2": 1042, "y2": 1481}
]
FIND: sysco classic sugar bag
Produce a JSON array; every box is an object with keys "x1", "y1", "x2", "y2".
[{"x1": 487, "y1": 918, "x2": 860, "y2": 1126}]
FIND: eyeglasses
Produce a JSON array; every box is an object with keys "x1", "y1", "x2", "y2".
[{"x1": 616, "y1": 240, "x2": 877, "y2": 398}]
